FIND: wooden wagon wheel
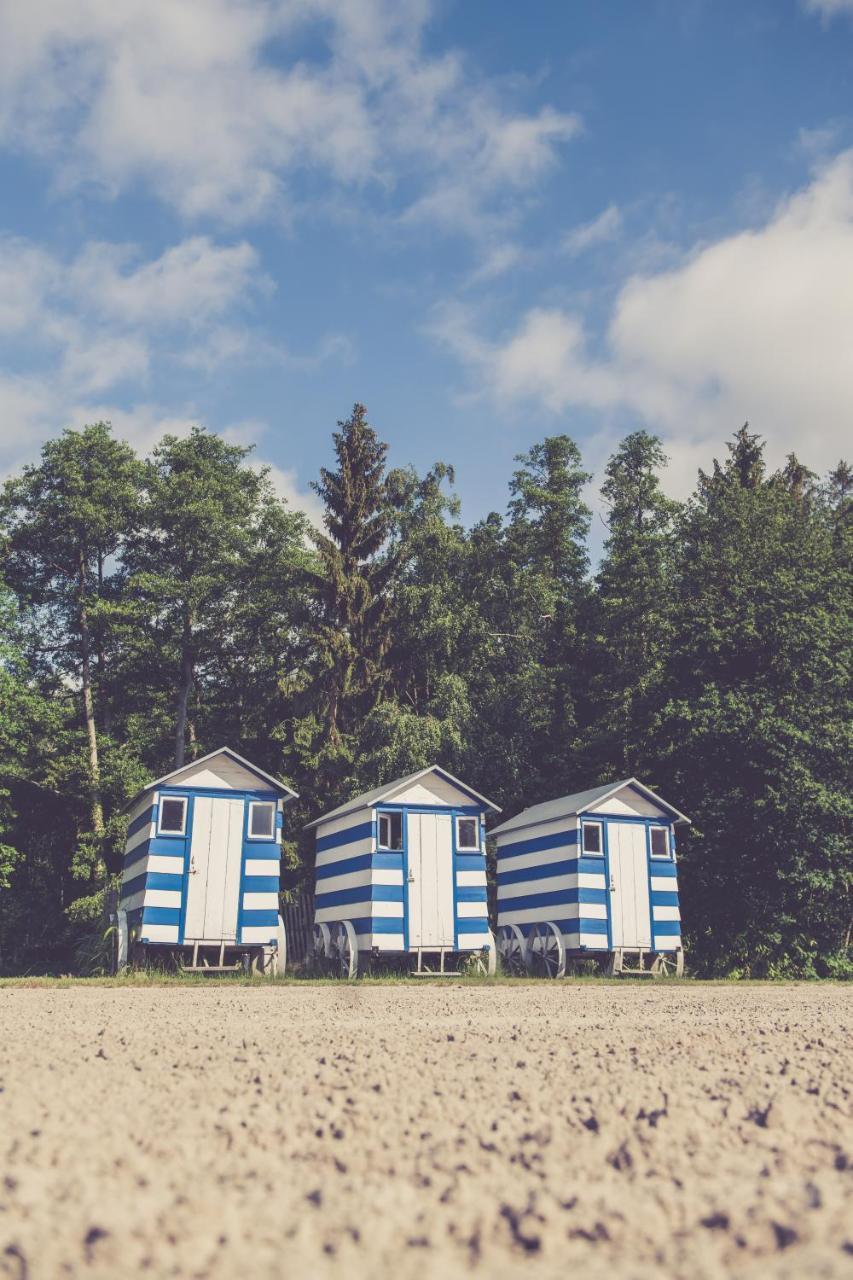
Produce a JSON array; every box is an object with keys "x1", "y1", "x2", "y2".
[
  {"x1": 497, "y1": 924, "x2": 529, "y2": 976},
  {"x1": 311, "y1": 923, "x2": 331, "y2": 975},
  {"x1": 651, "y1": 949, "x2": 684, "y2": 977},
  {"x1": 330, "y1": 920, "x2": 359, "y2": 980},
  {"x1": 528, "y1": 922, "x2": 566, "y2": 979}
]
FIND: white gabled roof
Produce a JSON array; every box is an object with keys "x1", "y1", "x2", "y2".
[
  {"x1": 124, "y1": 746, "x2": 298, "y2": 811},
  {"x1": 489, "y1": 777, "x2": 689, "y2": 838},
  {"x1": 304, "y1": 765, "x2": 500, "y2": 830}
]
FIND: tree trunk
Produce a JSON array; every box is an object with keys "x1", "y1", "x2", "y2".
[
  {"x1": 78, "y1": 552, "x2": 104, "y2": 837},
  {"x1": 96, "y1": 550, "x2": 112, "y2": 736},
  {"x1": 174, "y1": 611, "x2": 194, "y2": 768}
]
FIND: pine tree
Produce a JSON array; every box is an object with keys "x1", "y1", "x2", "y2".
[
  {"x1": 648, "y1": 428, "x2": 852, "y2": 975},
  {"x1": 588, "y1": 430, "x2": 679, "y2": 774},
  {"x1": 299, "y1": 404, "x2": 401, "y2": 793}
]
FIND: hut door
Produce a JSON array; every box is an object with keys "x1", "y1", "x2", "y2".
[
  {"x1": 608, "y1": 823, "x2": 652, "y2": 949},
  {"x1": 407, "y1": 812, "x2": 454, "y2": 948},
  {"x1": 183, "y1": 797, "x2": 244, "y2": 942}
]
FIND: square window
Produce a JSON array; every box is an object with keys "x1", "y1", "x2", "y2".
[
  {"x1": 378, "y1": 811, "x2": 403, "y2": 850},
  {"x1": 650, "y1": 827, "x2": 670, "y2": 859},
  {"x1": 249, "y1": 802, "x2": 276, "y2": 839},
  {"x1": 456, "y1": 816, "x2": 480, "y2": 851},
  {"x1": 582, "y1": 822, "x2": 602, "y2": 855},
  {"x1": 158, "y1": 797, "x2": 186, "y2": 835}
]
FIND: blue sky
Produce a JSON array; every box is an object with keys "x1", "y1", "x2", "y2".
[{"x1": 1, "y1": 0, "x2": 852, "y2": 528}]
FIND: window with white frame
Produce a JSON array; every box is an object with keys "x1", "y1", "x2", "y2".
[
  {"x1": 377, "y1": 811, "x2": 403, "y2": 850},
  {"x1": 581, "y1": 820, "x2": 603, "y2": 855},
  {"x1": 158, "y1": 796, "x2": 187, "y2": 836},
  {"x1": 649, "y1": 826, "x2": 670, "y2": 859},
  {"x1": 456, "y1": 816, "x2": 480, "y2": 851},
  {"x1": 248, "y1": 801, "x2": 276, "y2": 840}
]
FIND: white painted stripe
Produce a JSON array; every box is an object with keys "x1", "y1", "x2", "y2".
[
  {"x1": 497, "y1": 902, "x2": 609, "y2": 926},
  {"x1": 373, "y1": 868, "x2": 404, "y2": 886},
  {"x1": 122, "y1": 860, "x2": 147, "y2": 884},
  {"x1": 457, "y1": 934, "x2": 491, "y2": 950},
  {"x1": 578, "y1": 932, "x2": 609, "y2": 950},
  {"x1": 245, "y1": 858, "x2": 280, "y2": 878},
  {"x1": 456, "y1": 869, "x2": 487, "y2": 888},
  {"x1": 144, "y1": 889, "x2": 182, "y2": 909},
  {"x1": 242, "y1": 892, "x2": 280, "y2": 912},
  {"x1": 497, "y1": 845, "x2": 579, "y2": 873},
  {"x1": 147, "y1": 853, "x2": 186, "y2": 876},
  {"x1": 314, "y1": 901, "x2": 404, "y2": 923},
  {"x1": 371, "y1": 934, "x2": 406, "y2": 951},
  {"x1": 316, "y1": 809, "x2": 372, "y2": 840},
  {"x1": 651, "y1": 876, "x2": 679, "y2": 893},
  {"x1": 315, "y1": 839, "x2": 373, "y2": 868},
  {"x1": 652, "y1": 905, "x2": 681, "y2": 922},
  {"x1": 124, "y1": 823, "x2": 152, "y2": 856},
  {"x1": 315, "y1": 868, "x2": 373, "y2": 895},
  {"x1": 140, "y1": 923, "x2": 179, "y2": 943},
  {"x1": 241, "y1": 926, "x2": 279, "y2": 944},
  {"x1": 498, "y1": 871, "x2": 606, "y2": 900},
  {"x1": 456, "y1": 901, "x2": 488, "y2": 919},
  {"x1": 654, "y1": 934, "x2": 681, "y2": 948},
  {"x1": 119, "y1": 889, "x2": 145, "y2": 912}
]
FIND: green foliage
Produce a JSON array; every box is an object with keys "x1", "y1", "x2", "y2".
[{"x1": 0, "y1": 408, "x2": 849, "y2": 978}]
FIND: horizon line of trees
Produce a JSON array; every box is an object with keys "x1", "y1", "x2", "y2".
[{"x1": 0, "y1": 405, "x2": 850, "y2": 977}]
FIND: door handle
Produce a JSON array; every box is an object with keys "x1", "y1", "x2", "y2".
[
  {"x1": 407, "y1": 870, "x2": 415, "y2": 883},
  {"x1": 609, "y1": 876, "x2": 615, "y2": 892}
]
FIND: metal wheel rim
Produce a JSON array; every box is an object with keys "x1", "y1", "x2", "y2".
[
  {"x1": 529, "y1": 922, "x2": 565, "y2": 979},
  {"x1": 497, "y1": 925, "x2": 527, "y2": 976}
]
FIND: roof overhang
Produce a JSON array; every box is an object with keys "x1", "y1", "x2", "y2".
[
  {"x1": 123, "y1": 747, "x2": 298, "y2": 813},
  {"x1": 304, "y1": 765, "x2": 501, "y2": 830}
]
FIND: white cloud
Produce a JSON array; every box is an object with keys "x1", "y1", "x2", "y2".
[
  {"x1": 0, "y1": 0, "x2": 579, "y2": 229},
  {"x1": 432, "y1": 151, "x2": 853, "y2": 488},
  {"x1": 802, "y1": 0, "x2": 853, "y2": 18},
  {"x1": 562, "y1": 205, "x2": 623, "y2": 256}
]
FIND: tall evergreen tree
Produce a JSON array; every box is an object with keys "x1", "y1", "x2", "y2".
[
  {"x1": 587, "y1": 430, "x2": 679, "y2": 774},
  {"x1": 648, "y1": 428, "x2": 852, "y2": 974},
  {"x1": 299, "y1": 404, "x2": 401, "y2": 793}
]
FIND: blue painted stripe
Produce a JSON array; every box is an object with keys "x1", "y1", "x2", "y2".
[
  {"x1": 497, "y1": 857, "x2": 602, "y2": 886},
  {"x1": 372, "y1": 851, "x2": 404, "y2": 870},
  {"x1": 143, "y1": 871, "x2": 182, "y2": 891},
  {"x1": 243, "y1": 845, "x2": 279, "y2": 861},
  {"x1": 577, "y1": 856, "x2": 607, "y2": 874},
  {"x1": 316, "y1": 852, "x2": 371, "y2": 879},
  {"x1": 126, "y1": 805, "x2": 154, "y2": 839},
  {"x1": 315, "y1": 884, "x2": 404, "y2": 908},
  {"x1": 653, "y1": 920, "x2": 682, "y2": 937},
  {"x1": 456, "y1": 886, "x2": 487, "y2": 903},
  {"x1": 455, "y1": 918, "x2": 490, "y2": 934},
  {"x1": 650, "y1": 859, "x2": 678, "y2": 877},
  {"x1": 515, "y1": 917, "x2": 609, "y2": 938},
  {"x1": 455, "y1": 854, "x2": 486, "y2": 873},
  {"x1": 243, "y1": 875, "x2": 280, "y2": 894},
  {"x1": 147, "y1": 836, "x2": 187, "y2": 858},
  {"x1": 240, "y1": 909, "x2": 280, "y2": 927},
  {"x1": 120, "y1": 872, "x2": 147, "y2": 901},
  {"x1": 316, "y1": 821, "x2": 373, "y2": 854},
  {"x1": 500, "y1": 886, "x2": 608, "y2": 912},
  {"x1": 142, "y1": 906, "x2": 181, "y2": 925},
  {"x1": 498, "y1": 829, "x2": 579, "y2": 859},
  {"x1": 351, "y1": 916, "x2": 405, "y2": 936},
  {"x1": 651, "y1": 891, "x2": 679, "y2": 908},
  {"x1": 123, "y1": 839, "x2": 151, "y2": 870}
]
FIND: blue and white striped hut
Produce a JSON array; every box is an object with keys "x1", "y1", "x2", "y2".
[
  {"x1": 116, "y1": 747, "x2": 297, "y2": 974},
  {"x1": 490, "y1": 778, "x2": 689, "y2": 977},
  {"x1": 305, "y1": 766, "x2": 500, "y2": 977}
]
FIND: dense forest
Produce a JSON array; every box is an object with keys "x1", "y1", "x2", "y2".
[{"x1": 0, "y1": 406, "x2": 850, "y2": 976}]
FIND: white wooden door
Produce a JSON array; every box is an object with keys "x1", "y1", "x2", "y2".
[
  {"x1": 608, "y1": 822, "x2": 652, "y2": 948},
  {"x1": 183, "y1": 796, "x2": 244, "y2": 942},
  {"x1": 407, "y1": 812, "x2": 454, "y2": 947}
]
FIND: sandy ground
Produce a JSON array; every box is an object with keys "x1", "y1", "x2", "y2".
[{"x1": 0, "y1": 984, "x2": 851, "y2": 1280}]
